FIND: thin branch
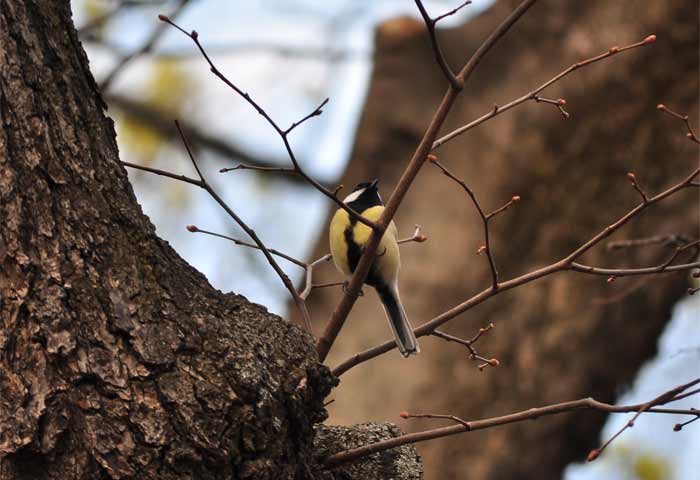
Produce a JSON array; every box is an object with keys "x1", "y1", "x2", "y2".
[
  {"x1": 627, "y1": 172, "x2": 649, "y2": 203},
  {"x1": 185, "y1": 225, "x2": 307, "y2": 268},
  {"x1": 429, "y1": 155, "x2": 519, "y2": 290},
  {"x1": 300, "y1": 255, "x2": 333, "y2": 300},
  {"x1": 657, "y1": 104, "x2": 700, "y2": 144},
  {"x1": 432, "y1": 35, "x2": 656, "y2": 150},
  {"x1": 100, "y1": 0, "x2": 191, "y2": 92},
  {"x1": 316, "y1": 0, "x2": 541, "y2": 362},
  {"x1": 572, "y1": 240, "x2": 700, "y2": 278},
  {"x1": 158, "y1": 15, "x2": 377, "y2": 229},
  {"x1": 414, "y1": 0, "x2": 470, "y2": 90},
  {"x1": 606, "y1": 234, "x2": 690, "y2": 251},
  {"x1": 105, "y1": 93, "x2": 304, "y2": 182},
  {"x1": 324, "y1": 378, "x2": 700, "y2": 468},
  {"x1": 332, "y1": 162, "x2": 700, "y2": 376},
  {"x1": 432, "y1": 323, "x2": 499, "y2": 370}
]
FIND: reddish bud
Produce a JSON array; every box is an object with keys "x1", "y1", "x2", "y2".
[
  {"x1": 609, "y1": 46, "x2": 620, "y2": 53},
  {"x1": 644, "y1": 34, "x2": 657, "y2": 44},
  {"x1": 488, "y1": 323, "x2": 495, "y2": 329},
  {"x1": 427, "y1": 154, "x2": 438, "y2": 163},
  {"x1": 479, "y1": 328, "x2": 485, "y2": 333},
  {"x1": 627, "y1": 172, "x2": 636, "y2": 183},
  {"x1": 687, "y1": 133, "x2": 694, "y2": 139},
  {"x1": 415, "y1": 235, "x2": 428, "y2": 243},
  {"x1": 656, "y1": 103, "x2": 666, "y2": 110},
  {"x1": 587, "y1": 449, "x2": 600, "y2": 462},
  {"x1": 692, "y1": 270, "x2": 700, "y2": 278},
  {"x1": 191, "y1": 30, "x2": 199, "y2": 39},
  {"x1": 399, "y1": 411, "x2": 410, "y2": 419},
  {"x1": 689, "y1": 288, "x2": 697, "y2": 295},
  {"x1": 186, "y1": 225, "x2": 198, "y2": 232},
  {"x1": 557, "y1": 98, "x2": 567, "y2": 105},
  {"x1": 158, "y1": 14, "x2": 170, "y2": 22},
  {"x1": 673, "y1": 423, "x2": 683, "y2": 431},
  {"x1": 512, "y1": 195, "x2": 521, "y2": 202},
  {"x1": 489, "y1": 358, "x2": 500, "y2": 366},
  {"x1": 477, "y1": 245, "x2": 487, "y2": 255},
  {"x1": 607, "y1": 276, "x2": 616, "y2": 283}
]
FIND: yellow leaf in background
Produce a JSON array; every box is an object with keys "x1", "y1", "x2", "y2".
[
  {"x1": 145, "y1": 59, "x2": 194, "y2": 116},
  {"x1": 633, "y1": 454, "x2": 670, "y2": 480},
  {"x1": 116, "y1": 112, "x2": 163, "y2": 165},
  {"x1": 82, "y1": 0, "x2": 108, "y2": 38}
]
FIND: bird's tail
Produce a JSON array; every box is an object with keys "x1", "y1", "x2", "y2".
[{"x1": 375, "y1": 282, "x2": 419, "y2": 357}]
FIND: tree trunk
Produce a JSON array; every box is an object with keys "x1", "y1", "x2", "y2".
[
  {"x1": 300, "y1": 1, "x2": 698, "y2": 478},
  {"x1": 0, "y1": 2, "x2": 420, "y2": 479}
]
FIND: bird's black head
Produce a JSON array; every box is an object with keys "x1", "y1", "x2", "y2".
[{"x1": 343, "y1": 179, "x2": 382, "y2": 210}]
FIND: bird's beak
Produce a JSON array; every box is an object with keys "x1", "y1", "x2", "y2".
[{"x1": 370, "y1": 179, "x2": 379, "y2": 189}]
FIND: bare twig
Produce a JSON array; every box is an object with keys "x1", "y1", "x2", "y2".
[
  {"x1": 300, "y1": 255, "x2": 333, "y2": 300},
  {"x1": 185, "y1": 225, "x2": 306, "y2": 267},
  {"x1": 588, "y1": 379, "x2": 700, "y2": 461},
  {"x1": 432, "y1": 35, "x2": 656, "y2": 150},
  {"x1": 324, "y1": 378, "x2": 700, "y2": 468},
  {"x1": 158, "y1": 15, "x2": 376, "y2": 229},
  {"x1": 657, "y1": 104, "x2": 700, "y2": 144},
  {"x1": 414, "y1": 0, "x2": 471, "y2": 90},
  {"x1": 607, "y1": 234, "x2": 690, "y2": 251},
  {"x1": 627, "y1": 172, "x2": 649, "y2": 203},
  {"x1": 105, "y1": 93, "x2": 299, "y2": 181},
  {"x1": 429, "y1": 155, "x2": 519, "y2": 290},
  {"x1": 432, "y1": 323, "x2": 499, "y2": 370}
]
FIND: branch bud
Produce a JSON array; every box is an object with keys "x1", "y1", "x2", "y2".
[
  {"x1": 609, "y1": 46, "x2": 620, "y2": 54},
  {"x1": 644, "y1": 34, "x2": 657, "y2": 44},
  {"x1": 399, "y1": 411, "x2": 410, "y2": 419},
  {"x1": 186, "y1": 225, "x2": 199, "y2": 232},
  {"x1": 557, "y1": 98, "x2": 566, "y2": 105},
  {"x1": 512, "y1": 195, "x2": 521, "y2": 202},
  {"x1": 416, "y1": 234, "x2": 428, "y2": 243},
  {"x1": 587, "y1": 449, "x2": 600, "y2": 462},
  {"x1": 427, "y1": 154, "x2": 438, "y2": 163},
  {"x1": 627, "y1": 172, "x2": 637, "y2": 184},
  {"x1": 489, "y1": 358, "x2": 500, "y2": 366},
  {"x1": 673, "y1": 423, "x2": 683, "y2": 431},
  {"x1": 158, "y1": 14, "x2": 170, "y2": 22},
  {"x1": 477, "y1": 245, "x2": 487, "y2": 255},
  {"x1": 687, "y1": 133, "x2": 694, "y2": 139},
  {"x1": 191, "y1": 30, "x2": 199, "y2": 40},
  {"x1": 607, "y1": 276, "x2": 616, "y2": 284},
  {"x1": 656, "y1": 103, "x2": 666, "y2": 111}
]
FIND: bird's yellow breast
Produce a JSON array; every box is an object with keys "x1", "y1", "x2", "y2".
[{"x1": 329, "y1": 206, "x2": 400, "y2": 281}]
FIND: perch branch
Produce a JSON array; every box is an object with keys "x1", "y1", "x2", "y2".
[{"x1": 315, "y1": 0, "x2": 540, "y2": 362}]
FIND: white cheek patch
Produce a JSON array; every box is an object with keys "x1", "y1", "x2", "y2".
[{"x1": 343, "y1": 189, "x2": 365, "y2": 204}]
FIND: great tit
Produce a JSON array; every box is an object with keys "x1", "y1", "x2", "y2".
[{"x1": 329, "y1": 179, "x2": 419, "y2": 357}]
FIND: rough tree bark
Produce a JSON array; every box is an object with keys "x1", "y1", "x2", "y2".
[
  {"x1": 300, "y1": 1, "x2": 698, "y2": 479},
  {"x1": 0, "y1": 2, "x2": 419, "y2": 479}
]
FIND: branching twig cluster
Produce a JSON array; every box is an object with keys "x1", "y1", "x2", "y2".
[{"x1": 432, "y1": 323, "x2": 499, "y2": 370}]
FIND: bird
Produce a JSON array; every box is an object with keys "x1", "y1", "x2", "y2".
[{"x1": 329, "y1": 179, "x2": 419, "y2": 357}]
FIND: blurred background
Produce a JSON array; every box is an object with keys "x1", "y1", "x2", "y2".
[{"x1": 73, "y1": 1, "x2": 699, "y2": 478}]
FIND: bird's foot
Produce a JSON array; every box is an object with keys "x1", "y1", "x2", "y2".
[{"x1": 342, "y1": 281, "x2": 364, "y2": 297}]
